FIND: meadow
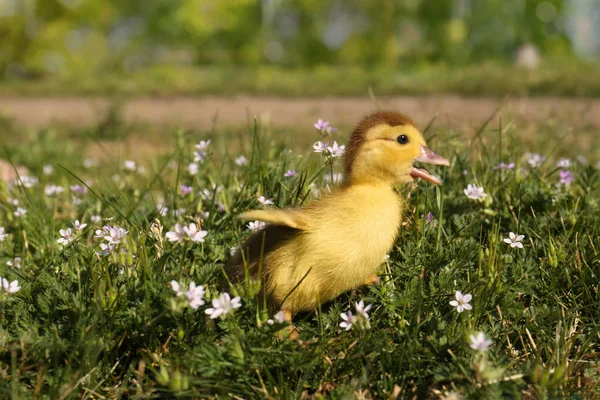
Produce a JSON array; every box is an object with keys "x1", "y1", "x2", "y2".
[{"x1": 0, "y1": 110, "x2": 599, "y2": 399}]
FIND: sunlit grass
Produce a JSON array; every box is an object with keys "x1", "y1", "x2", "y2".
[{"x1": 0, "y1": 114, "x2": 599, "y2": 398}]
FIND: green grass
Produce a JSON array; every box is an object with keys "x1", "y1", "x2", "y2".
[
  {"x1": 2, "y1": 60, "x2": 600, "y2": 97},
  {"x1": 0, "y1": 115, "x2": 599, "y2": 399}
]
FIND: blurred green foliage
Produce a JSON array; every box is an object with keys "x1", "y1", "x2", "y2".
[{"x1": 0, "y1": 0, "x2": 582, "y2": 79}]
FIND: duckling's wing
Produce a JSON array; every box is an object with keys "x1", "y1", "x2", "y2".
[{"x1": 240, "y1": 209, "x2": 308, "y2": 230}]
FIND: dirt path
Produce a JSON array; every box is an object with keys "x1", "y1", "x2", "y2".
[{"x1": 1, "y1": 95, "x2": 600, "y2": 131}]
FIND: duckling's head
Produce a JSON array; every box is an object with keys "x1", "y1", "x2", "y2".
[{"x1": 344, "y1": 111, "x2": 449, "y2": 186}]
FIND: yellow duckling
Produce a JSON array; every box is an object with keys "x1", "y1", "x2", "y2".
[{"x1": 225, "y1": 111, "x2": 449, "y2": 321}]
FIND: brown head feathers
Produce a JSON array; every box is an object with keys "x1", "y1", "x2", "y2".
[{"x1": 343, "y1": 110, "x2": 417, "y2": 176}]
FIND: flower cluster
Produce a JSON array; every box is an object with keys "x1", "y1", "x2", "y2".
[
  {"x1": 558, "y1": 170, "x2": 574, "y2": 186},
  {"x1": 165, "y1": 223, "x2": 208, "y2": 243},
  {"x1": 15, "y1": 176, "x2": 38, "y2": 188},
  {"x1": 194, "y1": 140, "x2": 211, "y2": 163},
  {"x1": 170, "y1": 280, "x2": 206, "y2": 309},
  {"x1": 267, "y1": 311, "x2": 286, "y2": 325},
  {"x1": 247, "y1": 221, "x2": 266, "y2": 231},
  {"x1": 94, "y1": 224, "x2": 129, "y2": 256},
  {"x1": 525, "y1": 153, "x2": 546, "y2": 168},
  {"x1": 44, "y1": 184, "x2": 65, "y2": 197},
  {"x1": 313, "y1": 141, "x2": 345, "y2": 159},
  {"x1": 0, "y1": 227, "x2": 8, "y2": 241},
  {"x1": 494, "y1": 162, "x2": 515, "y2": 170},
  {"x1": 314, "y1": 119, "x2": 337, "y2": 136},
  {"x1": 7, "y1": 257, "x2": 22, "y2": 269},
  {"x1": 339, "y1": 300, "x2": 372, "y2": 331}
]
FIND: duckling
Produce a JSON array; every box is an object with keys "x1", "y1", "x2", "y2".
[{"x1": 224, "y1": 111, "x2": 449, "y2": 321}]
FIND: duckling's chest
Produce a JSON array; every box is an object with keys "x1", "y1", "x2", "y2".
[
  {"x1": 314, "y1": 185, "x2": 403, "y2": 261},
  {"x1": 344, "y1": 186, "x2": 402, "y2": 251}
]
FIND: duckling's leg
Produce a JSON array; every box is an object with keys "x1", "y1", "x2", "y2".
[
  {"x1": 282, "y1": 309, "x2": 293, "y2": 322},
  {"x1": 282, "y1": 308, "x2": 299, "y2": 340},
  {"x1": 363, "y1": 274, "x2": 380, "y2": 285}
]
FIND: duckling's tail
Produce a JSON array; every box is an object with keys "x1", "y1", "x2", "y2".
[{"x1": 240, "y1": 209, "x2": 308, "y2": 230}]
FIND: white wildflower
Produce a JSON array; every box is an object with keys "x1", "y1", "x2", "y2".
[
  {"x1": 464, "y1": 184, "x2": 487, "y2": 200},
  {"x1": 525, "y1": 153, "x2": 546, "y2": 168},
  {"x1": 469, "y1": 332, "x2": 493, "y2": 351},
  {"x1": 267, "y1": 310, "x2": 287, "y2": 325},
  {"x1": 1, "y1": 277, "x2": 21, "y2": 293},
  {"x1": 183, "y1": 223, "x2": 208, "y2": 243},
  {"x1": 205, "y1": 292, "x2": 242, "y2": 319},
  {"x1": 339, "y1": 311, "x2": 355, "y2": 331},
  {"x1": 72, "y1": 220, "x2": 87, "y2": 231},
  {"x1": 504, "y1": 232, "x2": 525, "y2": 249},
  {"x1": 247, "y1": 221, "x2": 266, "y2": 231},
  {"x1": 449, "y1": 291, "x2": 473, "y2": 313},
  {"x1": 257, "y1": 195, "x2": 274, "y2": 206},
  {"x1": 57, "y1": 228, "x2": 74, "y2": 246},
  {"x1": 165, "y1": 223, "x2": 186, "y2": 243}
]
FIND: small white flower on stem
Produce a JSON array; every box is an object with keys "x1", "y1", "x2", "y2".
[
  {"x1": 57, "y1": 228, "x2": 74, "y2": 246},
  {"x1": 449, "y1": 291, "x2": 473, "y2": 313},
  {"x1": 166, "y1": 224, "x2": 186, "y2": 243},
  {"x1": 194, "y1": 140, "x2": 211, "y2": 162},
  {"x1": 235, "y1": 155, "x2": 248, "y2": 166},
  {"x1": 183, "y1": 223, "x2": 208, "y2": 243},
  {"x1": 504, "y1": 232, "x2": 525, "y2": 249},
  {"x1": 43, "y1": 165, "x2": 54, "y2": 175},
  {"x1": 44, "y1": 184, "x2": 65, "y2": 197},
  {"x1": 188, "y1": 162, "x2": 199, "y2": 175},
  {"x1": 327, "y1": 141, "x2": 345, "y2": 158},
  {"x1": 464, "y1": 184, "x2": 487, "y2": 200},
  {"x1": 469, "y1": 332, "x2": 493, "y2": 351},
  {"x1": 14, "y1": 207, "x2": 27, "y2": 217},
  {"x1": 0, "y1": 227, "x2": 8, "y2": 241},
  {"x1": 104, "y1": 227, "x2": 128, "y2": 245},
  {"x1": 170, "y1": 280, "x2": 183, "y2": 296},
  {"x1": 339, "y1": 311, "x2": 355, "y2": 331},
  {"x1": 313, "y1": 141, "x2": 328, "y2": 153},
  {"x1": 247, "y1": 221, "x2": 266, "y2": 231},
  {"x1": 124, "y1": 160, "x2": 137, "y2": 171},
  {"x1": 267, "y1": 310, "x2": 286, "y2": 325},
  {"x1": 205, "y1": 292, "x2": 242, "y2": 319},
  {"x1": 556, "y1": 158, "x2": 571, "y2": 168},
  {"x1": 525, "y1": 153, "x2": 546, "y2": 168},
  {"x1": 257, "y1": 195, "x2": 274, "y2": 206},
  {"x1": 354, "y1": 300, "x2": 372, "y2": 319},
  {"x1": 1, "y1": 277, "x2": 21, "y2": 293},
  {"x1": 7, "y1": 257, "x2": 22, "y2": 269},
  {"x1": 72, "y1": 220, "x2": 87, "y2": 231},
  {"x1": 186, "y1": 282, "x2": 206, "y2": 309}
]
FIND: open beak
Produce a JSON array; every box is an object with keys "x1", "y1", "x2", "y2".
[{"x1": 410, "y1": 146, "x2": 450, "y2": 185}]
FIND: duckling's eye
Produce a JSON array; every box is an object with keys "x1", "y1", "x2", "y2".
[{"x1": 396, "y1": 135, "x2": 409, "y2": 145}]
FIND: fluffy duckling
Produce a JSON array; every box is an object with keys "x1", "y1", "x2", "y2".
[{"x1": 225, "y1": 111, "x2": 449, "y2": 321}]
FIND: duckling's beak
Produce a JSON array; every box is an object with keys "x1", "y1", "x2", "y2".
[{"x1": 411, "y1": 146, "x2": 449, "y2": 185}]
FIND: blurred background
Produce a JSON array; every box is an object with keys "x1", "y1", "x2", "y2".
[
  {"x1": 0, "y1": 0, "x2": 599, "y2": 95},
  {"x1": 1, "y1": 0, "x2": 600, "y2": 184}
]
